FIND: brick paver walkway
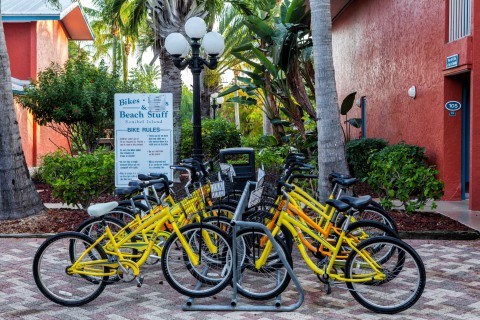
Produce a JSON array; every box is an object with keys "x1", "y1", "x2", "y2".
[{"x1": 1, "y1": 238, "x2": 479, "y2": 320}]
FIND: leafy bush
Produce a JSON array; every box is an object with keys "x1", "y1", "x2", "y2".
[
  {"x1": 256, "y1": 145, "x2": 292, "y2": 170},
  {"x1": 364, "y1": 143, "x2": 444, "y2": 212},
  {"x1": 345, "y1": 138, "x2": 388, "y2": 178},
  {"x1": 38, "y1": 149, "x2": 115, "y2": 209},
  {"x1": 181, "y1": 118, "x2": 241, "y2": 160},
  {"x1": 18, "y1": 55, "x2": 126, "y2": 153}
]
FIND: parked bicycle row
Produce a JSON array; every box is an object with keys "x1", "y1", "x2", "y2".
[{"x1": 32, "y1": 153, "x2": 425, "y2": 314}]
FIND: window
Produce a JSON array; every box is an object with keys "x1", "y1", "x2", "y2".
[{"x1": 449, "y1": 0, "x2": 471, "y2": 42}]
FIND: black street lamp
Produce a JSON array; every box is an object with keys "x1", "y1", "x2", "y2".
[
  {"x1": 164, "y1": 17, "x2": 225, "y2": 161},
  {"x1": 210, "y1": 92, "x2": 224, "y2": 119}
]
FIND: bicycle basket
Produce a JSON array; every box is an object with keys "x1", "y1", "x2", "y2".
[{"x1": 247, "y1": 173, "x2": 279, "y2": 211}]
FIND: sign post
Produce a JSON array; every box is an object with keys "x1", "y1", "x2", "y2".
[{"x1": 114, "y1": 93, "x2": 173, "y2": 186}]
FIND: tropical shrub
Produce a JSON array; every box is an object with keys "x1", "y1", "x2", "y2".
[
  {"x1": 181, "y1": 118, "x2": 241, "y2": 160},
  {"x1": 18, "y1": 55, "x2": 126, "y2": 153},
  {"x1": 345, "y1": 138, "x2": 388, "y2": 179},
  {"x1": 38, "y1": 149, "x2": 115, "y2": 209},
  {"x1": 365, "y1": 143, "x2": 444, "y2": 212}
]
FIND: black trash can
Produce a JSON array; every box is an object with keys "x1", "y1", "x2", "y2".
[{"x1": 219, "y1": 147, "x2": 256, "y2": 191}]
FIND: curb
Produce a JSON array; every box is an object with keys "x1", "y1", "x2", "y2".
[
  {"x1": 399, "y1": 230, "x2": 480, "y2": 240},
  {"x1": 0, "y1": 233, "x2": 55, "y2": 239}
]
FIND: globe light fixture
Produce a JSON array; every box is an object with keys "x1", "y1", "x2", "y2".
[
  {"x1": 164, "y1": 33, "x2": 189, "y2": 55},
  {"x1": 185, "y1": 17, "x2": 207, "y2": 39},
  {"x1": 202, "y1": 32, "x2": 225, "y2": 55},
  {"x1": 210, "y1": 93, "x2": 224, "y2": 119},
  {"x1": 165, "y1": 17, "x2": 225, "y2": 161}
]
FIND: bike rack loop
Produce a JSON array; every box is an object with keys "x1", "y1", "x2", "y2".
[{"x1": 183, "y1": 181, "x2": 304, "y2": 311}]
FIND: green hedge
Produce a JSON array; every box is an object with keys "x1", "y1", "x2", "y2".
[
  {"x1": 38, "y1": 149, "x2": 115, "y2": 209},
  {"x1": 364, "y1": 143, "x2": 444, "y2": 212},
  {"x1": 181, "y1": 118, "x2": 241, "y2": 160},
  {"x1": 345, "y1": 138, "x2": 388, "y2": 179}
]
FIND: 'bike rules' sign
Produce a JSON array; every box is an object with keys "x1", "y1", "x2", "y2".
[{"x1": 114, "y1": 93, "x2": 173, "y2": 186}]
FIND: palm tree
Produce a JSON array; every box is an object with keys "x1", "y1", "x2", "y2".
[
  {"x1": 310, "y1": 0, "x2": 349, "y2": 201},
  {"x1": 86, "y1": 0, "x2": 137, "y2": 83},
  {"x1": 0, "y1": 14, "x2": 46, "y2": 220}
]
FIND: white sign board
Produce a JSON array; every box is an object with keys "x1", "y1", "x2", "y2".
[{"x1": 114, "y1": 93, "x2": 173, "y2": 186}]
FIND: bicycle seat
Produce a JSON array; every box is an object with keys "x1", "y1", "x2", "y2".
[
  {"x1": 332, "y1": 177, "x2": 358, "y2": 187},
  {"x1": 328, "y1": 171, "x2": 351, "y2": 181},
  {"x1": 128, "y1": 180, "x2": 141, "y2": 187},
  {"x1": 339, "y1": 195, "x2": 372, "y2": 211},
  {"x1": 87, "y1": 201, "x2": 119, "y2": 217},
  {"x1": 325, "y1": 199, "x2": 350, "y2": 212},
  {"x1": 115, "y1": 186, "x2": 142, "y2": 196}
]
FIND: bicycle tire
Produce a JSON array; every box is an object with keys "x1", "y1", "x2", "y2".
[
  {"x1": 336, "y1": 205, "x2": 398, "y2": 234},
  {"x1": 346, "y1": 220, "x2": 399, "y2": 239},
  {"x1": 234, "y1": 227, "x2": 292, "y2": 300},
  {"x1": 204, "y1": 203, "x2": 237, "y2": 219},
  {"x1": 202, "y1": 216, "x2": 233, "y2": 234},
  {"x1": 132, "y1": 194, "x2": 161, "y2": 208},
  {"x1": 161, "y1": 223, "x2": 233, "y2": 298},
  {"x1": 75, "y1": 215, "x2": 140, "y2": 257},
  {"x1": 113, "y1": 203, "x2": 146, "y2": 222},
  {"x1": 243, "y1": 209, "x2": 294, "y2": 253},
  {"x1": 345, "y1": 236, "x2": 426, "y2": 314},
  {"x1": 33, "y1": 232, "x2": 108, "y2": 306},
  {"x1": 76, "y1": 216, "x2": 127, "y2": 239}
]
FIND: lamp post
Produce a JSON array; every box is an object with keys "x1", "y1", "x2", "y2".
[
  {"x1": 164, "y1": 17, "x2": 225, "y2": 161},
  {"x1": 210, "y1": 92, "x2": 224, "y2": 119}
]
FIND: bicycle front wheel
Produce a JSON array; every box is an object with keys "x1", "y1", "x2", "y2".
[
  {"x1": 161, "y1": 223, "x2": 233, "y2": 298},
  {"x1": 33, "y1": 232, "x2": 108, "y2": 306},
  {"x1": 235, "y1": 228, "x2": 292, "y2": 300},
  {"x1": 345, "y1": 236, "x2": 426, "y2": 314}
]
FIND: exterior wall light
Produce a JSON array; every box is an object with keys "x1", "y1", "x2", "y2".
[{"x1": 408, "y1": 86, "x2": 416, "y2": 99}]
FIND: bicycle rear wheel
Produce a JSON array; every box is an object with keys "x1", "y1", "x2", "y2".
[
  {"x1": 33, "y1": 232, "x2": 108, "y2": 306},
  {"x1": 235, "y1": 228, "x2": 292, "y2": 300},
  {"x1": 161, "y1": 223, "x2": 233, "y2": 298},
  {"x1": 345, "y1": 236, "x2": 426, "y2": 314},
  {"x1": 336, "y1": 205, "x2": 398, "y2": 234}
]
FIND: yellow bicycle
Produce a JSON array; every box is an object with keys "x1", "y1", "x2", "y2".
[
  {"x1": 234, "y1": 187, "x2": 426, "y2": 314},
  {"x1": 32, "y1": 195, "x2": 233, "y2": 306}
]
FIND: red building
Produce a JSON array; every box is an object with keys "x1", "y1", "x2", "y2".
[
  {"x1": 2, "y1": 0, "x2": 93, "y2": 166},
  {"x1": 331, "y1": 0, "x2": 480, "y2": 210}
]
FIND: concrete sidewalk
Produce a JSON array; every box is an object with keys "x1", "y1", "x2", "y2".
[
  {"x1": 433, "y1": 200, "x2": 480, "y2": 231},
  {"x1": 1, "y1": 238, "x2": 479, "y2": 320}
]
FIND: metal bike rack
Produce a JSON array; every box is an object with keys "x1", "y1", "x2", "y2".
[{"x1": 183, "y1": 181, "x2": 304, "y2": 311}]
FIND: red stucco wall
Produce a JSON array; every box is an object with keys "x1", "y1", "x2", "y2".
[
  {"x1": 470, "y1": 0, "x2": 480, "y2": 210},
  {"x1": 34, "y1": 21, "x2": 70, "y2": 162},
  {"x1": 5, "y1": 21, "x2": 69, "y2": 167},
  {"x1": 5, "y1": 23, "x2": 37, "y2": 166},
  {"x1": 332, "y1": 0, "x2": 460, "y2": 201}
]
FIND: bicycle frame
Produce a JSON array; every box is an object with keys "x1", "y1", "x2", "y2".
[
  {"x1": 263, "y1": 209, "x2": 386, "y2": 283},
  {"x1": 68, "y1": 203, "x2": 217, "y2": 279}
]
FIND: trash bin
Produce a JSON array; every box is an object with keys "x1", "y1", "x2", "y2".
[{"x1": 219, "y1": 147, "x2": 256, "y2": 191}]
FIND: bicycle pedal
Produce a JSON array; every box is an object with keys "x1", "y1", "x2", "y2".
[{"x1": 137, "y1": 275, "x2": 144, "y2": 288}]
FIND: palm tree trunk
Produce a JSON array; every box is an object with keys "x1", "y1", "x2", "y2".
[
  {"x1": 121, "y1": 40, "x2": 128, "y2": 84},
  {"x1": 311, "y1": 0, "x2": 349, "y2": 201},
  {"x1": 159, "y1": 48, "x2": 182, "y2": 166},
  {"x1": 0, "y1": 17, "x2": 46, "y2": 220},
  {"x1": 112, "y1": 36, "x2": 118, "y2": 75}
]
